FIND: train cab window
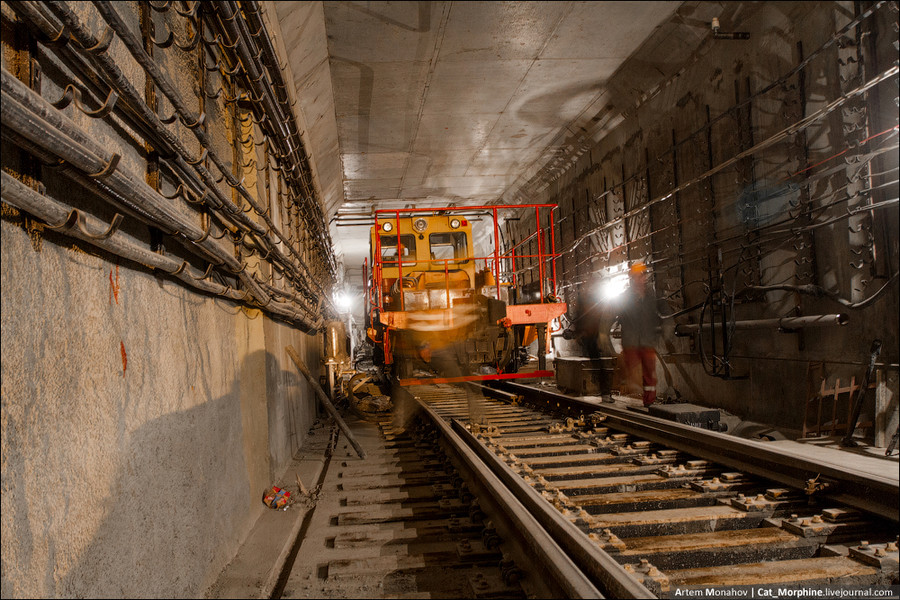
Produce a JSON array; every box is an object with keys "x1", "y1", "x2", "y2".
[
  {"x1": 429, "y1": 232, "x2": 468, "y2": 265},
  {"x1": 379, "y1": 234, "x2": 416, "y2": 264}
]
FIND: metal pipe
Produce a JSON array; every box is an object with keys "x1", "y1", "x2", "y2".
[
  {"x1": 34, "y1": 3, "x2": 250, "y2": 230},
  {"x1": 536, "y1": 206, "x2": 545, "y2": 302},
  {"x1": 19, "y1": 2, "x2": 320, "y2": 308},
  {"x1": 1, "y1": 172, "x2": 318, "y2": 332},
  {"x1": 87, "y1": 1, "x2": 336, "y2": 304},
  {"x1": 0, "y1": 67, "x2": 274, "y2": 309},
  {"x1": 285, "y1": 345, "x2": 366, "y2": 459},
  {"x1": 213, "y1": 1, "x2": 288, "y2": 139},
  {"x1": 209, "y1": 2, "x2": 336, "y2": 272},
  {"x1": 675, "y1": 313, "x2": 849, "y2": 336}
]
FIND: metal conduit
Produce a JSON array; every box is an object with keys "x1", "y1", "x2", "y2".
[
  {"x1": 1, "y1": 87, "x2": 320, "y2": 329},
  {"x1": 27, "y1": 2, "x2": 255, "y2": 233},
  {"x1": 1, "y1": 172, "x2": 319, "y2": 331},
  {"x1": 229, "y1": 1, "x2": 332, "y2": 245},
  {"x1": 210, "y1": 1, "x2": 336, "y2": 271},
  {"x1": 86, "y1": 1, "x2": 335, "y2": 307},
  {"x1": 674, "y1": 313, "x2": 849, "y2": 336},
  {"x1": 16, "y1": 0, "x2": 329, "y2": 315},
  {"x1": 207, "y1": 1, "x2": 337, "y2": 276},
  {"x1": 10, "y1": 0, "x2": 318, "y2": 309},
  {"x1": 0, "y1": 67, "x2": 282, "y2": 313}
]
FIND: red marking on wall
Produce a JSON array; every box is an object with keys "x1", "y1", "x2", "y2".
[
  {"x1": 120, "y1": 341, "x2": 127, "y2": 376},
  {"x1": 109, "y1": 265, "x2": 120, "y2": 305}
]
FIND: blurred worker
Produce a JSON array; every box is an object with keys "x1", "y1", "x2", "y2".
[
  {"x1": 618, "y1": 261, "x2": 661, "y2": 407},
  {"x1": 393, "y1": 304, "x2": 487, "y2": 425}
]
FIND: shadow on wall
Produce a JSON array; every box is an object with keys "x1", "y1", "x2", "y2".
[{"x1": 1, "y1": 350, "x2": 308, "y2": 599}]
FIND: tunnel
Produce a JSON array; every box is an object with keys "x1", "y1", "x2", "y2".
[{"x1": 1, "y1": 2, "x2": 898, "y2": 598}]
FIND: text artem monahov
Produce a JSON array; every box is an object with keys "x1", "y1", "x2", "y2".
[{"x1": 673, "y1": 588, "x2": 751, "y2": 597}]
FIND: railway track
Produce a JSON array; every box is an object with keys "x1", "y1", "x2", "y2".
[{"x1": 282, "y1": 381, "x2": 899, "y2": 599}]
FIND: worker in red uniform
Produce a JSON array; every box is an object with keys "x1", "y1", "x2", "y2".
[{"x1": 618, "y1": 261, "x2": 661, "y2": 407}]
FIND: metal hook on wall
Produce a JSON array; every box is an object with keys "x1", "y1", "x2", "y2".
[
  {"x1": 189, "y1": 216, "x2": 212, "y2": 243},
  {"x1": 175, "y1": 28, "x2": 201, "y2": 52},
  {"x1": 190, "y1": 263, "x2": 215, "y2": 281},
  {"x1": 150, "y1": 28, "x2": 174, "y2": 49},
  {"x1": 162, "y1": 260, "x2": 188, "y2": 276},
  {"x1": 239, "y1": 287, "x2": 257, "y2": 303},
  {"x1": 248, "y1": 111, "x2": 267, "y2": 127},
  {"x1": 225, "y1": 175, "x2": 246, "y2": 190},
  {"x1": 173, "y1": 1, "x2": 200, "y2": 18},
  {"x1": 45, "y1": 25, "x2": 72, "y2": 47},
  {"x1": 231, "y1": 229, "x2": 249, "y2": 245},
  {"x1": 161, "y1": 183, "x2": 186, "y2": 201},
  {"x1": 185, "y1": 147, "x2": 208, "y2": 165},
  {"x1": 256, "y1": 243, "x2": 273, "y2": 260},
  {"x1": 82, "y1": 26, "x2": 115, "y2": 55},
  {"x1": 45, "y1": 208, "x2": 79, "y2": 232},
  {"x1": 78, "y1": 212, "x2": 124, "y2": 241},
  {"x1": 87, "y1": 153, "x2": 121, "y2": 179},
  {"x1": 218, "y1": 60, "x2": 243, "y2": 77},
  {"x1": 184, "y1": 189, "x2": 208, "y2": 206},
  {"x1": 52, "y1": 85, "x2": 119, "y2": 119},
  {"x1": 180, "y1": 111, "x2": 206, "y2": 130}
]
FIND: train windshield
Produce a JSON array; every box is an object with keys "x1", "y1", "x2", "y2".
[
  {"x1": 379, "y1": 234, "x2": 416, "y2": 263},
  {"x1": 429, "y1": 232, "x2": 468, "y2": 264}
]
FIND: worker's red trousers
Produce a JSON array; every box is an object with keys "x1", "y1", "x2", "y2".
[{"x1": 622, "y1": 347, "x2": 657, "y2": 406}]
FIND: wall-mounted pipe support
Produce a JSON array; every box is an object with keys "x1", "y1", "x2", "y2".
[
  {"x1": 1, "y1": 171, "x2": 318, "y2": 332},
  {"x1": 1, "y1": 66, "x2": 322, "y2": 328},
  {"x1": 9, "y1": 0, "x2": 330, "y2": 319}
]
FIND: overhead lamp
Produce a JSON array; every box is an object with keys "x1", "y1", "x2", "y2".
[
  {"x1": 413, "y1": 218, "x2": 428, "y2": 232},
  {"x1": 381, "y1": 222, "x2": 393, "y2": 232},
  {"x1": 449, "y1": 218, "x2": 461, "y2": 229}
]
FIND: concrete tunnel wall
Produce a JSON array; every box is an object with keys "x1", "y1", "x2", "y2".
[
  {"x1": 1, "y1": 2, "x2": 329, "y2": 597},
  {"x1": 1, "y1": 230, "x2": 320, "y2": 597},
  {"x1": 506, "y1": 1, "x2": 899, "y2": 435}
]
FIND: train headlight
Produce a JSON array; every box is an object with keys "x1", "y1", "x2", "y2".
[
  {"x1": 413, "y1": 218, "x2": 428, "y2": 232},
  {"x1": 449, "y1": 218, "x2": 461, "y2": 229},
  {"x1": 381, "y1": 222, "x2": 393, "y2": 232}
]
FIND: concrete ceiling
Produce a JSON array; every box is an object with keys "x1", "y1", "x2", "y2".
[{"x1": 267, "y1": 1, "x2": 682, "y2": 278}]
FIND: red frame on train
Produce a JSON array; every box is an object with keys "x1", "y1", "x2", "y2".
[{"x1": 364, "y1": 204, "x2": 567, "y2": 385}]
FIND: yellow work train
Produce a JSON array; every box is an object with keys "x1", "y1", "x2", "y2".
[{"x1": 365, "y1": 206, "x2": 566, "y2": 384}]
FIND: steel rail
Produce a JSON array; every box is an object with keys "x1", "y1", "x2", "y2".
[
  {"x1": 465, "y1": 381, "x2": 522, "y2": 403},
  {"x1": 449, "y1": 418, "x2": 656, "y2": 599},
  {"x1": 500, "y1": 381, "x2": 900, "y2": 522},
  {"x1": 416, "y1": 400, "x2": 605, "y2": 599}
]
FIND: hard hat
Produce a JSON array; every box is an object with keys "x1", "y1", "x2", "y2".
[{"x1": 629, "y1": 261, "x2": 647, "y2": 274}]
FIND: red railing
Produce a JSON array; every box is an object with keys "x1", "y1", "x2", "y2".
[{"x1": 368, "y1": 204, "x2": 561, "y2": 316}]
